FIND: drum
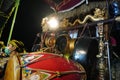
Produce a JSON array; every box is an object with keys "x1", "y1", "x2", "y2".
[{"x1": 4, "y1": 52, "x2": 86, "y2": 80}]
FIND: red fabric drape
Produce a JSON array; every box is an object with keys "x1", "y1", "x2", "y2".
[{"x1": 45, "y1": 0, "x2": 86, "y2": 12}]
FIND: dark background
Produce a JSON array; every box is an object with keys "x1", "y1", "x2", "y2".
[
  {"x1": 1, "y1": 0, "x2": 53, "y2": 51},
  {"x1": 1, "y1": 0, "x2": 120, "y2": 55}
]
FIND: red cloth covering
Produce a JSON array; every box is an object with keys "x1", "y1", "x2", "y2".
[
  {"x1": 45, "y1": 0, "x2": 86, "y2": 12},
  {"x1": 24, "y1": 53, "x2": 85, "y2": 80}
]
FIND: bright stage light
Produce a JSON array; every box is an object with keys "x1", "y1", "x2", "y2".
[{"x1": 47, "y1": 17, "x2": 59, "y2": 31}]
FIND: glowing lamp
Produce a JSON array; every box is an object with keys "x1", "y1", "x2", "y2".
[{"x1": 47, "y1": 17, "x2": 59, "y2": 31}]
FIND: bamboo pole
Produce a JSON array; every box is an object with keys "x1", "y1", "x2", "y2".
[{"x1": 7, "y1": 0, "x2": 20, "y2": 45}]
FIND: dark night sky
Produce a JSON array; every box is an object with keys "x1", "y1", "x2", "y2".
[{"x1": 1, "y1": 0, "x2": 53, "y2": 51}]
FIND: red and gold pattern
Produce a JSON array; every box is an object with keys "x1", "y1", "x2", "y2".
[{"x1": 4, "y1": 52, "x2": 86, "y2": 80}]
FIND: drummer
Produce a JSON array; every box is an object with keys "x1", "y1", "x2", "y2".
[{"x1": 0, "y1": 40, "x2": 26, "y2": 79}]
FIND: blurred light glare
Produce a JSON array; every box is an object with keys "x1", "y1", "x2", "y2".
[
  {"x1": 74, "y1": 50, "x2": 86, "y2": 60},
  {"x1": 47, "y1": 17, "x2": 59, "y2": 30},
  {"x1": 78, "y1": 50, "x2": 86, "y2": 54}
]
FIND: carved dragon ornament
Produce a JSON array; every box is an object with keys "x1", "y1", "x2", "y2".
[{"x1": 41, "y1": 8, "x2": 105, "y2": 32}]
